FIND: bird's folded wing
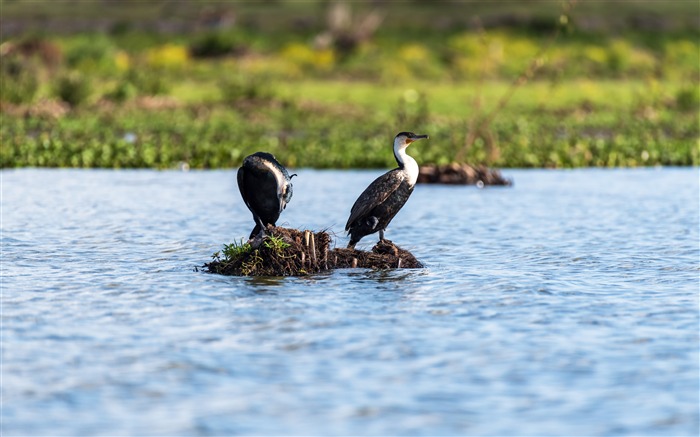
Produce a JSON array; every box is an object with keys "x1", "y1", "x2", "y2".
[
  {"x1": 345, "y1": 171, "x2": 403, "y2": 231},
  {"x1": 237, "y1": 167, "x2": 254, "y2": 211}
]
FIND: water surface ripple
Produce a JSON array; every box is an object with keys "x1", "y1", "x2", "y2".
[{"x1": 2, "y1": 168, "x2": 698, "y2": 436}]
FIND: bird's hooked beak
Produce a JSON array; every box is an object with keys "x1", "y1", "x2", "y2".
[{"x1": 407, "y1": 134, "x2": 429, "y2": 144}]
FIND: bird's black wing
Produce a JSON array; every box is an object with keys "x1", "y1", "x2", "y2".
[
  {"x1": 345, "y1": 170, "x2": 404, "y2": 231},
  {"x1": 237, "y1": 166, "x2": 254, "y2": 212}
]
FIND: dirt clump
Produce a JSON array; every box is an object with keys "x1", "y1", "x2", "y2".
[
  {"x1": 329, "y1": 240, "x2": 422, "y2": 270},
  {"x1": 204, "y1": 225, "x2": 422, "y2": 277}
]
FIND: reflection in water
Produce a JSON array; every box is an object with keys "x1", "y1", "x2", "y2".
[
  {"x1": 2, "y1": 168, "x2": 698, "y2": 436},
  {"x1": 346, "y1": 268, "x2": 427, "y2": 284},
  {"x1": 245, "y1": 276, "x2": 287, "y2": 289}
]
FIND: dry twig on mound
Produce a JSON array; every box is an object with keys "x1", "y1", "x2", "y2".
[{"x1": 204, "y1": 226, "x2": 422, "y2": 277}]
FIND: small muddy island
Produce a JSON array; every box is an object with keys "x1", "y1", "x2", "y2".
[
  {"x1": 204, "y1": 226, "x2": 423, "y2": 277},
  {"x1": 418, "y1": 163, "x2": 512, "y2": 186}
]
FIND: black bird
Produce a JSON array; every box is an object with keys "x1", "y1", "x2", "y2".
[
  {"x1": 345, "y1": 132, "x2": 429, "y2": 248},
  {"x1": 237, "y1": 152, "x2": 295, "y2": 239}
]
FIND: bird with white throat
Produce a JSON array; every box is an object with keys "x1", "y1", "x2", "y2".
[{"x1": 345, "y1": 132, "x2": 429, "y2": 249}]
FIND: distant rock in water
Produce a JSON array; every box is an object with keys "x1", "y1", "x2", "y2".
[
  {"x1": 418, "y1": 163, "x2": 512, "y2": 186},
  {"x1": 204, "y1": 226, "x2": 423, "y2": 277}
]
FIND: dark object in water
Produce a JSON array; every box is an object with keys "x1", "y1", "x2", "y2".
[
  {"x1": 417, "y1": 163, "x2": 512, "y2": 186},
  {"x1": 237, "y1": 152, "x2": 295, "y2": 239},
  {"x1": 204, "y1": 226, "x2": 423, "y2": 277},
  {"x1": 346, "y1": 132, "x2": 429, "y2": 249}
]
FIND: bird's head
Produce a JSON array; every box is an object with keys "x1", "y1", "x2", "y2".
[{"x1": 394, "y1": 132, "x2": 429, "y2": 150}]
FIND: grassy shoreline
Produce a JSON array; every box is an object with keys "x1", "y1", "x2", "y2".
[
  {"x1": 2, "y1": 3, "x2": 698, "y2": 169},
  {"x1": 3, "y1": 77, "x2": 697, "y2": 169}
]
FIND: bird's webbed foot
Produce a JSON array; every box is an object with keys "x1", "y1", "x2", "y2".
[
  {"x1": 248, "y1": 231, "x2": 265, "y2": 249},
  {"x1": 247, "y1": 223, "x2": 269, "y2": 249}
]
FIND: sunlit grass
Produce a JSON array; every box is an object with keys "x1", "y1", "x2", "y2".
[
  {"x1": 273, "y1": 79, "x2": 689, "y2": 118},
  {"x1": 170, "y1": 80, "x2": 220, "y2": 103}
]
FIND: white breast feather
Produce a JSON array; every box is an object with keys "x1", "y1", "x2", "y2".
[{"x1": 396, "y1": 146, "x2": 418, "y2": 186}]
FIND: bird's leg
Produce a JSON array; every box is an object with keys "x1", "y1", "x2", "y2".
[
  {"x1": 255, "y1": 215, "x2": 268, "y2": 236},
  {"x1": 249, "y1": 229, "x2": 265, "y2": 249},
  {"x1": 248, "y1": 216, "x2": 268, "y2": 249},
  {"x1": 379, "y1": 229, "x2": 385, "y2": 242}
]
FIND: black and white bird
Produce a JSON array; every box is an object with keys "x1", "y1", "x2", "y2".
[
  {"x1": 237, "y1": 152, "x2": 295, "y2": 239},
  {"x1": 345, "y1": 132, "x2": 429, "y2": 249}
]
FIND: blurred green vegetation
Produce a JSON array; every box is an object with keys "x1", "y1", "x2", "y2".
[{"x1": 1, "y1": 0, "x2": 698, "y2": 168}]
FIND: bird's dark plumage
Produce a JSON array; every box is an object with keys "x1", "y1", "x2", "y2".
[
  {"x1": 345, "y1": 170, "x2": 414, "y2": 247},
  {"x1": 237, "y1": 152, "x2": 294, "y2": 239},
  {"x1": 345, "y1": 132, "x2": 428, "y2": 248}
]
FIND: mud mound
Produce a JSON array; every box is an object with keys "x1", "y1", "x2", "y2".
[
  {"x1": 418, "y1": 163, "x2": 512, "y2": 186},
  {"x1": 204, "y1": 226, "x2": 422, "y2": 276},
  {"x1": 329, "y1": 240, "x2": 422, "y2": 269}
]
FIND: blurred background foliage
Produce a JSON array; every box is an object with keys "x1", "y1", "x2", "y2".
[{"x1": 1, "y1": 0, "x2": 698, "y2": 168}]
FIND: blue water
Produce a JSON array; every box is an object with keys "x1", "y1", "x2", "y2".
[{"x1": 2, "y1": 168, "x2": 698, "y2": 436}]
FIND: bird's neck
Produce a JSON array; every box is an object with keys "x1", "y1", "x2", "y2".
[
  {"x1": 262, "y1": 160, "x2": 286, "y2": 197},
  {"x1": 394, "y1": 144, "x2": 419, "y2": 186}
]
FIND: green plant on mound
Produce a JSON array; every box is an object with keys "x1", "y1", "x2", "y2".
[
  {"x1": 263, "y1": 235, "x2": 291, "y2": 255},
  {"x1": 211, "y1": 239, "x2": 279, "y2": 276},
  {"x1": 210, "y1": 235, "x2": 293, "y2": 275},
  {"x1": 213, "y1": 240, "x2": 252, "y2": 263},
  {"x1": 240, "y1": 250, "x2": 263, "y2": 276},
  {"x1": 211, "y1": 240, "x2": 260, "y2": 275}
]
